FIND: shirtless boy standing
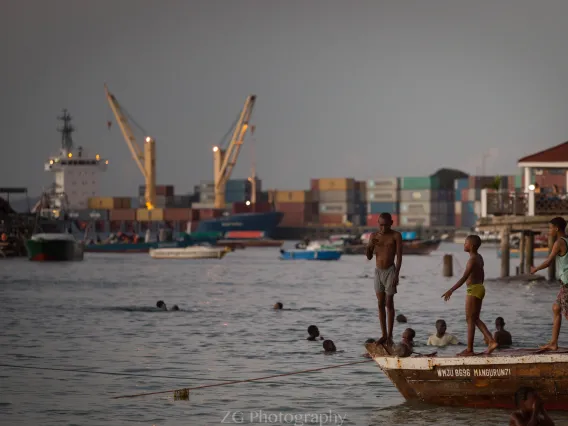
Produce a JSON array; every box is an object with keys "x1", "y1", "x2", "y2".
[
  {"x1": 366, "y1": 212, "x2": 403, "y2": 345},
  {"x1": 442, "y1": 235, "x2": 498, "y2": 356}
]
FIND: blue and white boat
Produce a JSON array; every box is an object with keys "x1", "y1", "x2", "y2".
[{"x1": 279, "y1": 241, "x2": 342, "y2": 261}]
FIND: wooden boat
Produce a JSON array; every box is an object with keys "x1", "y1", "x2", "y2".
[
  {"x1": 365, "y1": 342, "x2": 568, "y2": 410},
  {"x1": 26, "y1": 233, "x2": 84, "y2": 261},
  {"x1": 279, "y1": 248, "x2": 342, "y2": 261},
  {"x1": 149, "y1": 246, "x2": 229, "y2": 259}
]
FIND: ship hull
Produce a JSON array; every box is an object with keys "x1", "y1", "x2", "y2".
[
  {"x1": 196, "y1": 211, "x2": 283, "y2": 237},
  {"x1": 26, "y1": 239, "x2": 84, "y2": 261},
  {"x1": 366, "y1": 343, "x2": 568, "y2": 410}
]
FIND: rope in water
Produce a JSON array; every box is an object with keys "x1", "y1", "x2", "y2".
[
  {"x1": 112, "y1": 359, "x2": 375, "y2": 399},
  {"x1": 0, "y1": 363, "x2": 281, "y2": 384}
]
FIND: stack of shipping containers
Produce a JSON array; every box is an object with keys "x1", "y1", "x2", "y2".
[
  {"x1": 315, "y1": 178, "x2": 356, "y2": 225},
  {"x1": 398, "y1": 177, "x2": 441, "y2": 227},
  {"x1": 354, "y1": 181, "x2": 367, "y2": 226},
  {"x1": 274, "y1": 190, "x2": 317, "y2": 227},
  {"x1": 366, "y1": 178, "x2": 399, "y2": 226}
]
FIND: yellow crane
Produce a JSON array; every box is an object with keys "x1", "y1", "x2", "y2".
[
  {"x1": 104, "y1": 84, "x2": 156, "y2": 210},
  {"x1": 212, "y1": 95, "x2": 256, "y2": 209}
]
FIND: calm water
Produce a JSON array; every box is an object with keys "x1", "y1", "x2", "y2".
[{"x1": 1, "y1": 242, "x2": 567, "y2": 426}]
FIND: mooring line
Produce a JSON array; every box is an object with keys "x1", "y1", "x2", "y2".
[
  {"x1": 112, "y1": 359, "x2": 375, "y2": 399},
  {"x1": 0, "y1": 363, "x2": 281, "y2": 384}
]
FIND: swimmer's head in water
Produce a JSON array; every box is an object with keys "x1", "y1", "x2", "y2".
[
  {"x1": 307, "y1": 325, "x2": 320, "y2": 338},
  {"x1": 172, "y1": 305, "x2": 179, "y2": 311},
  {"x1": 396, "y1": 314, "x2": 407, "y2": 323},
  {"x1": 495, "y1": 316, "x2": 505, "y2": 330},
  {"x1": 435, "y1": 319, "x2": 447, "y2": 336},
  {"x1": 323, "y1": 340, "x2": 336, "y2": 352},
  {"x1": 273, "y1": 302, "x2": 283, "y2": 310},
  {"x1": 156, "y1": 300, "x2": 166, "y2": 309}
]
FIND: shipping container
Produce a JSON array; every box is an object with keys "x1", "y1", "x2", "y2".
[
  {"x1": 454, "y1": 189, "x2": 462, "y2": 202},
  {"x1": 226, "y1": 179, "x2": 252, "y2": 191},
  {"x1": 462, "y1": 201, "x2": 481, "y2": 215},
  {"x1": 399, "y1": 190, "x2": 434, "y2": 202},
  {"x1": 156, "y1": 185, "x2": 174, "y2": 196},
  {"x1": 163, "y1": 208, "x2": 196, "y2": 221},
  {"x1": 515, "y1": 175, "x2": 523, "y2": 188},
  {"x1": 225, "y1": 231, "x2": 265, "y2": 239},
  {"x1": 467, "y1": 188, "x2": 481, "y2": 201},
  {"x1": 310, "y1": 179, "x2": 319, "y2": 191},
  {"x1": 232, "y1": 202, "x2": 272, "y2": 214},
  {"x1": 399, "y1": 202, "x2": 432, "y2": 215},
  {"x1": 225, "y1": 191, "x2": 249, "y2": 203},
  {"x1": 461, "y1": 189, "x2": 468, "y2": 202},
  {"x1": 317, "y1": 178, "x2": 355, "y2": 191},
  {"x1": 171, "y1": 195, "x2": 192, "y2": 207},
  {"x1": 368, "y1": 202, "x2": 398, "y2": 214},
  {"x1": 319, "y1": 202, "x2": 354, "y2": 214},
  {"x1": 454, "y1": 178, "x2": 469, "y2": 191},
  {"x1": 366, "y1": 189, "x2": 399, "y2": 202},
  {"x1": 367, "y1": 177, "x2": 399, "y2": 190},
  {"x1": 355, "y1": 180, "x2": 367, "y2": 193},
  {"x1": 400, "y1": 176, "x2": 440, "y2": 190},
  {"x1": 455, "y1": 201, "x2": 462, "y2": 215},
  {"x1": 318, "y1": 190, "x2": 355, "y2": 203},
  {"x1": 275, "y1": 190, "x2": 312, "y2": 203},
  {"x1": 191, "y1": 202, "x2": 216, "y2": 209},
  {"x1": 109, "y1": 208, "x2": 136, "y2": 221},
  {"x1": 196, "y1": 208, "x2": 224, "y2": 220},
  {"x1": 279, "y1": 211, "x2": 314, "y2": 227},
  {"x1": 275, "y1": 202, "x2": 314, "y2": 213},
  {"x1": 136, "y1": 208, "x2": 164, "y2": 221},
  {"x1": 318, "y1": 213, "x2": 345, "y2": 225},
  {"x1": 399, "y1": 215, "x2": 431, "y2": 227},
  {"x1": 88, "y1": 197, "x2": 130, "y2": 210}
]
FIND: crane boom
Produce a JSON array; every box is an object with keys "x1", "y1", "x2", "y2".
[
  {"x1": 104, "y1": 84, "x2": 156, "y2": 210},
  {"x1": 213, "y1": 95, "x2": 256, "y2": 209}
]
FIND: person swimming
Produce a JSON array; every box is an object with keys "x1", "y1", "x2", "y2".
[
  {"x1": 396, "y1": 314, "x2": 408, "y2": 323},
  {"x1": 172, "y1": 305, "x2": 180, "y2": 311},
  {"x1": 510, "y1": 387, "x2": 555, "y2": 425},
  {"x1": 307, "y1": 325, "x2": 323, "y2": 341},
  {"x1": 156, "y1": 300, "x2": 167, "y2": 311},
  {"x1": 273, "y1": 302, "x2": 283, "y2": 310},
  {"x1": 392, "y1": 328, "x2": 415, "y2": 357},
  {"x1": 427, "y1": 319, "x2": 459, "y2": 347},
  {"x1": 323, "y1": 340, "x2": 336, "y2": 352}
]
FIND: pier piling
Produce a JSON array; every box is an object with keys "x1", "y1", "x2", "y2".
[
  {"x1": 524, "y1": 232, "x2": 534, "y2": 273},
  {"x1": 519, "y1": 232, "x2": 526, "y2": 275},
  {"x1": 500, "y1": 226, "x2": 510, "y2": 278},
  {"x1": 443, "y1": 254, "x2": 453, "y2": 277}
]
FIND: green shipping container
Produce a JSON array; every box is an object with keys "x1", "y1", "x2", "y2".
[
  {"x1": 515, "y1": 175, "x2": 523, "y2": 189},
  {"x1": 400, "y1": 176, "x2": 440, "y2": 190}
]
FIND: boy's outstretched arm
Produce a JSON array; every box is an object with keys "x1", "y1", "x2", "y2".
[
  {"x1": 442, "y1": 258, "x2": 473, "y2": 301},
  {"x1": 531, "y1": 240, "x2": 561, "y2": 274}
]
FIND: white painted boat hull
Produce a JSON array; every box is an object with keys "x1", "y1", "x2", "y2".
[{"x1": 149, "y1": 246, "x2": 228, "y2": 259}]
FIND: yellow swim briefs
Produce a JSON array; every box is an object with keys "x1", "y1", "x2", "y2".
[{"x1": 466, "y1": 284, "x2": 485, "y2": 300}]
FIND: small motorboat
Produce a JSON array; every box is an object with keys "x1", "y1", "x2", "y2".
[
  {"x1": 149, "y1": 245, "x2": 230, "y2": 260},
  {"x1": 279, "y1": 241, "x2": 342, "y2": 261}
]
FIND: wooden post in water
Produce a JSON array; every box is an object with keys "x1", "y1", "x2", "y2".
[
  {"x1": 443, "y1": 254, "x2": 453, "y2": 277},
  {"x1": 525, "y1": 232, "x2": 534, "y2": 274},
  {"x1": 519, "y1": 231, "x2": 525, "y2": 275},
  {"x1": 548, "y1": 232, "x2": 556, "y2": 281},
  {"x1": 500, "y1": 226, "x2": 510, "y2": 278}
]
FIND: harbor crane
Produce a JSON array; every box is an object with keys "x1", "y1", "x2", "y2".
[
  {"x1": 104, "y1": 84, "x2": 156, "y2": 210},
  {"x1": 213, "y1": 95, "x2": 256, "y2": 209}
]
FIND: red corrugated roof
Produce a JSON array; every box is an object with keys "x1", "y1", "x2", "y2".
[{"x1": 518, "y1": 141, "x2": 568, "y2": 163}]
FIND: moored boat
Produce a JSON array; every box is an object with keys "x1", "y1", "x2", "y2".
[
  {"x1": 149, "y1": 245, "x2": 229, "y2": 259},
  {"x1": 365, "y1": 342, "x2": 568, "y2": 410},
  {"x1": 279, "y1": 242, "x2": 342, "y2": 261},
  {"x1": 216, "y1": 238, "x2": 283, "y2": 248},
  {"x1": 26, "y1": 233, "x2": 84, "y2": 261}
]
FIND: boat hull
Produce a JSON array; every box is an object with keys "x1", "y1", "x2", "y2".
[
  {"x1": 85, "y1": 241, "x2": 183, "y2": 253},
  {"x1": 279, "y1": 250, "x2": 342, "y2": 261},
  {"x1": 149, "y1": 247, "x2": 228, "y2": 259},
  {"x1": 366, "y1": 343, "x2": 568, "y2": 410},
  {"x1": 216, "y1": 239, "x2": 283, "y2": 248},
  {"x1": 196, "y1": 211, "x2": 284, "y2": 237},
  {"x1": 26, "y1": 239, "x2": 84, "y2": 261}
]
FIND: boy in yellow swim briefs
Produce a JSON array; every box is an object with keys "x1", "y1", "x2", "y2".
[{"x1": 442, "y1": 235, "x2": 498, "y2": 356}]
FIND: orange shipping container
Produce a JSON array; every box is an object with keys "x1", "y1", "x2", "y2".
[
  {"x1": 225, "y1": 231, "x2": 265, "y2": 239},
  {"x1": 317, "y1": 178, "x2": 355, "y2": 192},
  {"x1": 275, "y1": 190, "x2": 312, "y2": 203},
  {"x1": 163, "y1": 208, "x2": 195, "y2": 221},
  {"x1": 88, "y1": 197, "x2": 131, "y2": 210},
  {"x1": 136, "y1": 208, "x2": 164, "y2": 221},
  {"x1": 318, "y1": 213, "x2": 344, "y2": 225},
  {"x1": 109, "y1": 209, "x2": 136, "y2": 221}
]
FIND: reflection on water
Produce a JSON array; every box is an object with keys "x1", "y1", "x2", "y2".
[{"x1": 0, "y1": 243, "x2": 567, "y2": 425}]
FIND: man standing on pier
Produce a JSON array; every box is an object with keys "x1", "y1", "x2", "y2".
[
  {"x1": 531, "y1": 216, "x2": 568, "y2": 351},
  {"x1": 366, "y1": 212, "x2": 403, "y2": 345}
]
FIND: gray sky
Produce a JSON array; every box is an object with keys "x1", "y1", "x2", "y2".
[{"x1": 3, "y1": 0, "x2": 568, "y2": 196}]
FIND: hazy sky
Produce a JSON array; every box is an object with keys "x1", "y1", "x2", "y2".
[{"x1": 2, "y1": 0, "x2": 568, "y2": 196}]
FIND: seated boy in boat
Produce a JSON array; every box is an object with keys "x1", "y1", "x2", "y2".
[
  {"x1": 427, "y1": 319, "x2": 459, "y2": 347},
  {"x1": 392, "y1": 328, "x2": 415, "y2": 357},
  {"x1": 442, "y1": 235, "x2": 498, "y2": 356},
  {"x1": 510, "y1": 387, "x2": 555, "y2": 426}
]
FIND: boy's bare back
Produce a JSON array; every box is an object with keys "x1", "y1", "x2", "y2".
[{"x1": 467, "y1": 253, "x2": 484, "y2": 286}]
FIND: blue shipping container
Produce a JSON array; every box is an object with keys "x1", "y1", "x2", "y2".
[
  {"x1": 226, "y1": 179, "x2": 250, "y2": 190},
  {"x1": 368, "y1": 202, "x2": 398, "y2": 214},
  {"x1": 463, "y1": 201, "x2": 476, "y2": 214},
  {"x1": 454, "y1": 189, "x2": 461, "y2": 202},
  {"x1": 455, "y1": 178, "x2": 469, "y2": 191},
  {"x1": 225, "y1": 191, "x2": 248, "y2": 203}
]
